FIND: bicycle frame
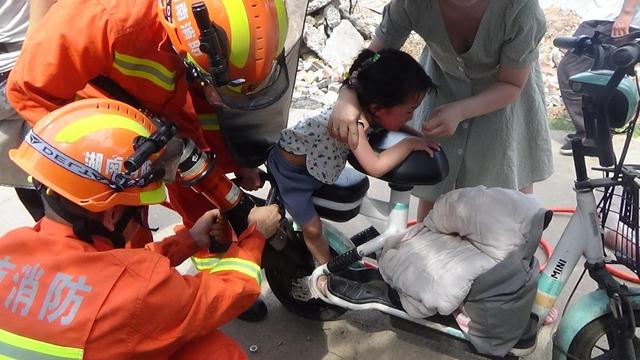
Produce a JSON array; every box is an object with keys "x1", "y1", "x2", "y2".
[
  {"x1": 532, "y1": 188, "x2": 604, "y2": 326},
  {"x1": 302, "y1": 166, "x2": 640, "y2": 359}
]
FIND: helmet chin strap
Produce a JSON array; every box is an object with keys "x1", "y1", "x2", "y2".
[{"x1": 42, "y1": 188, "x2": 138, "y2": 248}]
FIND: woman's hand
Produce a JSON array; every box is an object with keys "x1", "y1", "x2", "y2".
[
  {"x1": 422, "y1": 103, "x2": 465, "y2": 138},
  {"x1": 328, "y1": 87, "x2": 362, "y2": 150}
]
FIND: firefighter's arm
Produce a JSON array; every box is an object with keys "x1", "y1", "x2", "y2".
[
  {"x1": 6, "y1": 0, "x2": 112, "y2": 124},
  {"x1": 144, "y1": 226, "x2": 201, "y2": 268},
  {"x1": 144, "y1": 209, "x2": 231, "y2": 267},
  {"x1": 132, "y1": 206, "x2": 280, "y2": 341}
]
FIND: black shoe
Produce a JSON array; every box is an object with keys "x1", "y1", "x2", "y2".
[
  {"x1": 237, "y1": 298, "x2": 268, "y2": 322},
  {"x1": 510, "y1": 332, "x2": 537, "y2": 356},
  {"x1": 564, "y1": 132, "x2": 582, "y2": 142},
  {"x1": 510, "y1": 315, "x2": 538, "y2": 356},
  {"x1": 559, "y1": 141, "x2": 573, "y2": 156}
]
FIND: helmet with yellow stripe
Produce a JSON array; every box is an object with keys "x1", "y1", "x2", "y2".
[
  {"x1": 9, "y1": 99, "x2": 167, "y2": 213},
  {"x1": 158, "y1": 0, "x2": 289, "y2": 110}
]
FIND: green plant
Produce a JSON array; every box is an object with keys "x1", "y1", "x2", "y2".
[{"x1": 549, "y1": 115, "x2": 576, "y2": 132}]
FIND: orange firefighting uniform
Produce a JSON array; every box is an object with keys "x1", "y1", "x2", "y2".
[
  {"x1": 0, "y1": 217, "x2": 265, "y2": 359},
  {"x1": 6, "y1": 0, "x2": 237, "y2": 229}
]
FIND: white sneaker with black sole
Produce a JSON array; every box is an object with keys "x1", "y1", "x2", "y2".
[{"x1": 560, "y1": 133, "x2": 584, "y2": 156}]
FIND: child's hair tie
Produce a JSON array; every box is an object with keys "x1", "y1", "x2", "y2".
[{"x1": 347, "y1": 52, "x2": 381, "y2": 88}]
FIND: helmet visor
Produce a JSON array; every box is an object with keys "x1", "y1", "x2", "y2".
[{"x1": 207, "y1": 53, "x2": 290, "y2": 111}]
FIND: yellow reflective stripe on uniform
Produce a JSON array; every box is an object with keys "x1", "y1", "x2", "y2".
[
  {"x1": 221, "y1": 0, "x2": 250, "y2": 68},
  {"x1": 186, "y1": 53, "x2": 207, "y2": 72},
  {"x1": 113, "y1": 52, "x2": 176, "y2": 91},
  {"x1": 54, "y1": 114, "x2": 151, "y2": 143},
  {"x1": 0, "y1": 328, "x2": 83, "y2": 359},
  {"x1": 274, "y1": 0, "x2": 287, "y2": 53},
  {"x1": 191, "y1": 256, "x2": 222, "y2": 270},
  {"x1": 139, "y1": 184, "x2": 167, "y2": 204},
  {"x1": 209, "y1": 258, "x2": 261, "y2": 285},
  {"x1": 197, "y1": 113, "x2": 220, "y2": 131}
]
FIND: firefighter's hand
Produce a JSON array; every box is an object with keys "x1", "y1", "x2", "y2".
[
  {"x1": 247, "y1": 205, "x2": 281, "y2": 239},
  {"x1": 189, "y1": 209, "x2": 223, "y2": 249},
  {"x1": 235, "y1": 167, "x2": 263, "y2": 191}
]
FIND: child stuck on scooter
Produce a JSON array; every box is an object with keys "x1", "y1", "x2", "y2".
[{"x1": 267, "y1": 49, "x2": 439, "y2": 264}]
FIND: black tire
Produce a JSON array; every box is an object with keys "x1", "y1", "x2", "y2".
[
  {"x1": 567, "y1": 309, "x2": 640, "y2": 359},
  {"x1": 262, "y1": 222, "x2": 346, "y2": 321}
]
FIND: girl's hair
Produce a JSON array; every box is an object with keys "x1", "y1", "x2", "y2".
[{"x1": 342, "y1": 49, "x2": 437, "y2": 110}]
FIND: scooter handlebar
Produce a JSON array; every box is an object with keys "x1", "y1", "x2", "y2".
[
  {"x1": 553, "y1": 36, "x2": 581, "y2": 50},
  {"x1": 610, "y1": 43, "x2": 640, "y2": 68}
]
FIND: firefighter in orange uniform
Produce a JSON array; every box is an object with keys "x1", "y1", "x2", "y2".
[
  {"x1": 7, "y1": 0, "x2": 290, "y2": 320},
  {"x1": 0, "y1": 99, "x2": 281, "y2": 359}
]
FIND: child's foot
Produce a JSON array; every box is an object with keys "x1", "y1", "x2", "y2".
[
  {"x1": 316, "y1": 275, "x2": 328, "y2": 296},
  {"x1": 453, "y1": 308, "x2": 470, "y2": 333},
  {"x1": 543, "y1": 307, "x2": 559, "y2": 325}
]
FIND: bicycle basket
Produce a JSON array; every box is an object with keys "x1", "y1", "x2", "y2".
[{"x1": 597, "y1": 165, "x2": 640, "y2": 275}]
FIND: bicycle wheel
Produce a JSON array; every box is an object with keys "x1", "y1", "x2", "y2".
[
  {"x1": 566, "y1": 310, "x2": 640, "y2": 359},
  {"x1": 262, "y1": 220, "x2": 346, "y2": 321}
]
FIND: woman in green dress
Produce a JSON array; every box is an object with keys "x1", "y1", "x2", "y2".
[{"x1": 329, "y1": 0, "x2": 553, "y2": 221}]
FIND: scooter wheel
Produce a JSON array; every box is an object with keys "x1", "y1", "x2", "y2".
[
  {"x1": 563, "y1": 310, "x2": 640, "y2": 359},
  {"x1": 263, "y1": 226, "x2": 346, "y2": 321}
]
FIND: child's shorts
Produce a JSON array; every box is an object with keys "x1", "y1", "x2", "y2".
[{"x1": 267, "y1": 146, "x2": 324, "y2": 226}]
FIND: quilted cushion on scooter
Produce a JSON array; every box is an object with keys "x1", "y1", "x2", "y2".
[
  {"x1": 378, "y1": 186, "x2": 544, "y2": 356},
  {"x1": 379, "y1": 226, "x2": 497, "y2": 316}
]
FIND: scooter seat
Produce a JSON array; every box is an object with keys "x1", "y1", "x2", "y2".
[
  {"x1": 327, "y1": 268, "x2": 402, "y2": 310},
  {"x1": 312, "y1": 167, "x2": 370, "y2": 222},
  {"x1": 348, "y1": 128, "x2": 449, "y2": 186}
]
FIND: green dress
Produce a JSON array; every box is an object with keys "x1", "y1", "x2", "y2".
[{"x1": 376, "y1": 0, "x2": 553, "y2": 200}]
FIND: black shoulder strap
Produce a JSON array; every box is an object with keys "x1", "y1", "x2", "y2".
[{"x1": 89, "y1": 75, "x2": 143, "y2": 109}]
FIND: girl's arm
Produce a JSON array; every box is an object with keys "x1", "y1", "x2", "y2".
[
  {"x1": 423, "y1": 63, "x2": 531, "y2": 137},
  {"x1": 351, "y1": 126, "x2": 438, "y2": 178}
]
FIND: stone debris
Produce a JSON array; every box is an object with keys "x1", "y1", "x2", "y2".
[{"x1": 319, "y1": 20, "x2": 365, "y2": 72}]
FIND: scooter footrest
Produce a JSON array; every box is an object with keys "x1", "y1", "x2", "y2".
[{"x1": 327, "y1": 271, "x2": 401, "y2": 310}]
